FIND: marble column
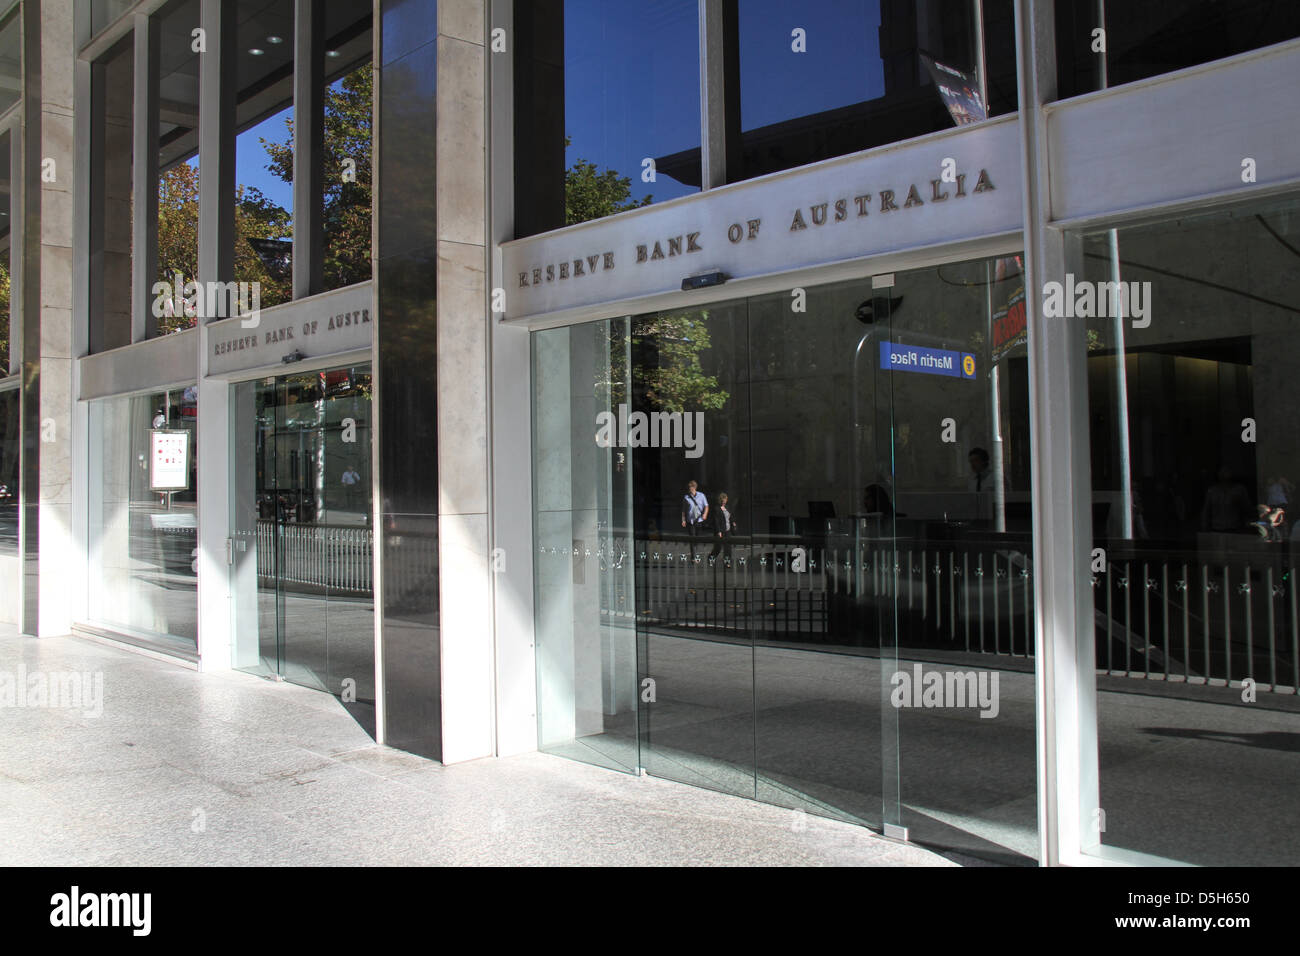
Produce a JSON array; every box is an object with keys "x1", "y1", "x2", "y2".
[{"x1": 24, "y1": 0, "x2": 78, "y2": 636}]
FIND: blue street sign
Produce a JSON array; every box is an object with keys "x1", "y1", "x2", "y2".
[{"x1": 880, "y1": 341, "x2": 977, "y2": 379}]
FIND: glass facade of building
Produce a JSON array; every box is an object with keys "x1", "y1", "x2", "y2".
[
  {"x1": 229, "y1": 364, "x2": 375, "y2": 725},
  {"x1": 0, "y1": 0, "x2": 1295, "y2": 868},
  {"x1": 87, "y1": 387, "x2": 199, "y2": 650},
  {"x1": 1072, "y1": 196, "x2": 1300, "y2": 865},
  {"x1": 533, "y1": 257, "x2": 1039, "y2": 860}
]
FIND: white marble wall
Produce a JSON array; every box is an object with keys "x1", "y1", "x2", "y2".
[
  {"x1": 37, "y1": 0, "x2": 77, "y2": 636},
  {"x1": 434, "y1": 0, "x2": 495, "y2": 764}
]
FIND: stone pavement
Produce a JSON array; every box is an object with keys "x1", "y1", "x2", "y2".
[{"x1": 0, "y1": 626, "x2": 953, "y2": 866}]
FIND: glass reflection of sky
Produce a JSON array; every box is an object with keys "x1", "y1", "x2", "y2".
[
  {"x1": 562, "y1": 0, "x2": 888, "y2": 202},
  {"x1": 564, "y1": 0, "x2": 700, "y2": 204},
  {"x1": 738, "y1": 0, "x2": 885, "y2": 130}
]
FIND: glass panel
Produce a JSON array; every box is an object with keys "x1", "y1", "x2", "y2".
[
  {"x1": 0, "y1": 128, "x2": 9, "y2": 373},
  {"x1": 91, "y1": 0, "x2": 137, "y2": 40},
  {"x1": 322, "y1": 3, "x2": 372, "y2": 292},
  {"x1": 0, "y1": 387, "x2": 15, "y2": 625},
  {"x1": 230, "y1": 376, "x2": 282, "y2": 678},
  {"x1": 235, "y1": 0, "x2": 295, "y2": 309},
  {"x1": 1055, "y1": 0, "x2": 1300, "y2": 100},
  {"x1": 734, "y1": 0, "x2": 1017, "y2": 180},
  {"x1": 0, "y1": 10, "x2": 21, "y2": 116},
  {"x1": 155, "y1": 0, "x2": 202, "y2": 336},
  {"x1": 231, "y1": 366, "x2": 375, "y2": 726},
  {"x1": 0, "y1": 387, "x2": 17, "y2": 550},
  {"x1": 532, "y1": 256, "x2": 1039, "y2": 859},
  {"x1": 513, "y1": 0, "x2": 701, "y2": 237},
  {"x1": 632, "y1": 302, "x2": 755, "y2": 799},
  {"x1": 87, "y1": 387, "x2": 199, "y2": 650},
  {"x1": 746, "y1": 281, "x2": 887, "y2": 829},
  {"x1": 1075, "y1": 197, "x2": 1300, "y2": 865},
  {"x1": 532, "y1": 320, "x2": 640, "y2": 773},
  {"x1": 90, "y1": 35, "x2": 134, "y2": 353},
  {"x1": 880, "y1": 256, "x2": 1038, "y2": 863}
]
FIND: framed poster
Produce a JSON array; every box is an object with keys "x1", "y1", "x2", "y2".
[{"x1": 150, "y1": 429, "x2": 191, "y2": 492}]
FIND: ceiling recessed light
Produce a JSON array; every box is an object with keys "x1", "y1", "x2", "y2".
[
  {"x1": 249, "y1": 47, "x2": 264, "y2": 56},
  {"x1": 326, "y1": 49, "x2": 340, "y2": 57},
  {"x1": 266, "y1": 35, "x2": 283, "y2": 44}
]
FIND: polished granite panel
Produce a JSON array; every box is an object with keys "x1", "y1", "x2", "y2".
[
  {"x1": 381, "y1": 0, "x2": 438, "y2": 67},
  {"x1": 377, "y1": 35, "x2": 437, "y2": 262},
  {"x1": 510, "y1": 0, "x2": 564, "y2": 238},
  {"x1": 378, "y1": 0, "x2": 441, "y2": 756}
]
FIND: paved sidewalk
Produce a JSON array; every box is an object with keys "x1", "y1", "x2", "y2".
[{"x1": 0, "y1": 627, "x2": 953, "y2": 866}]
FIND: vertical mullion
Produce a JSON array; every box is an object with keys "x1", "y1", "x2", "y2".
[
  {"x1": 132, "y1": 12, "x2": 160, "y2": 342},
  {"x1": 197, "y1": 0, "x2": 234, "y2": 286},
  {"x1": 293, "y1": 0, "x2": 324, "y2": 299},
  {"x1": 699, "y1": 0, "x2": 740, "y2": 189},
  {"x1": 1016, "y1": 0, "x2": 1098, "y2": 867},
  {"x1": 697, "y1": 0, "x2": 723, "y2": 190},
  {"x1": 87, "y1": 56, "x2": 105, "y2": 353},
  {"x1": 8, "y1": 118, "x2": 21, "y2": 374}
]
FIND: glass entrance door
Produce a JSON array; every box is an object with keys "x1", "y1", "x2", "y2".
[
  {"x1": 230, "y1": 364, "x2": 375, "y2": 722},
  {"x1": 532, "y1": 255, "x2": 1038, "y2": 860}
]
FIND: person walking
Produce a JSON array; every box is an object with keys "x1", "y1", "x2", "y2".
[
  {"x1": 681, "y1": 480, "x2": 709, "y2": 559},
  {"x1": 708, "y1": 492, "x2": 737, "y2": 567},
  {"x1": 341, "y1": 465, "x2": 362, "y2": 512}
]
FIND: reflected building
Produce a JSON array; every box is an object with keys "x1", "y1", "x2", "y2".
[{"x1": 2, "y1": 0, "x2": 1299, "y2": 866}]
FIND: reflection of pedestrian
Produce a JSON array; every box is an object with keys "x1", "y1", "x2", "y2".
[
  {"x1": 861, "y1": 484, "x2": 894, "y2": 536},
  {"x1": 1266, "y1": 477, "x2": 1293, "y2": 539},
  {"x1": 341, "y1": 466, "x2": 361, "y2": 511},
  {"x1": 863, "y1": 484, "x2": 894, "y2": 516},
  {"x1": 681, "y1": 480, "x2": 708, "y2": 557},
  {"x1": 967, "y1": 448, "x2": 992, "y2": 492},
  {"x1": 1266, "y1": 477, "x2": 1293, "y2": 509},
  {"x1": 708, "y1": 492, "x2": 737, "y2": 565},
  {"x1": 1201, "y1": 467, "x2": 1253, "y2": 533},
  {"x1": 1254, "y1": 504, "x2": 1285, "y2": 542},
  {"x1": 1106, "y1": 489, "x2": 1150, "y2": 540}
]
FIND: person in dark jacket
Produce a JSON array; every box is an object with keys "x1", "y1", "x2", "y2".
[{"x1": 709, "y1": 492, "x2": 738, "y2": 565}]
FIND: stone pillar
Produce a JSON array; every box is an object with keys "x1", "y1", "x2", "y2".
[
  {"x1": 29, "y1": 0, "x2": 76, "y2": 637},
  {"x1": 434, "y1": 0, "x2": 493, "y2": 765}
]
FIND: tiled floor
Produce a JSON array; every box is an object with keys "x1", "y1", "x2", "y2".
[{"x1": 0, "y1": 626, "x2": 952, "y2": 866}]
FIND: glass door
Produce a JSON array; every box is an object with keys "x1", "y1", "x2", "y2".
[
  {"x1": 632, "y1": 302, "x2": 756, "y2": 799},
  {"x1": 531, "y1": 257, "x2": 1037, "y2": 860},
  {"x1": 230, "y1": 365, "x2": 375, "y2": 722},
  {"x1": 876, "y1": 257, "x2": 1038, "y2": 861}
]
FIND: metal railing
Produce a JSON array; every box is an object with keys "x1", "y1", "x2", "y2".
[
  {"x1": 256, "y1": 520, "x2": 373, "y2": 594},
  {"x1": 1095, "y1": 547, "x2": 1300, "y2": 693},
  {"x1": 542, "y1": 533, "x2": 1298, "y2": 696}
]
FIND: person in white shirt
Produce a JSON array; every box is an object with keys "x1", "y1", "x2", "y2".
[
  {"x1": 341, "y1": 466, "x2": 362, "y2": 511},
  {"x1": 681, "y1": 480, "x2": 709, "y2": 558}
]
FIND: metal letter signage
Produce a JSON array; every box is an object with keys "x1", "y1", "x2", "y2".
[{"x1": 501, "y1": 118, "x2": 1021, "y2": 322}]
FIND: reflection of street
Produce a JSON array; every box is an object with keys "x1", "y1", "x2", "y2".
[
  {"x1": 248, "y1": 589, "x2": 376, "y2": 703},
  {"x1": 559, "y1": 632, "x2": 1300, "y2": 865},
  {"x1": 0, "y1": 509, "x2": 16, "y2": 550},
  {"x1": 95, "y1": 502, "x2": 199, "y2": 649}
]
